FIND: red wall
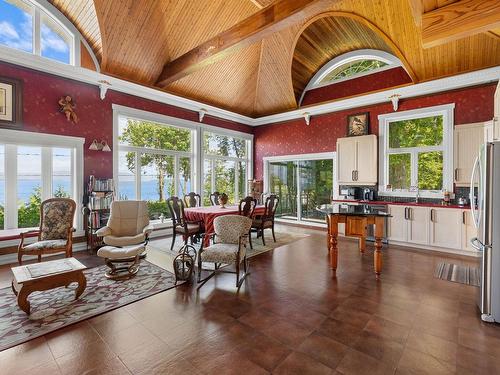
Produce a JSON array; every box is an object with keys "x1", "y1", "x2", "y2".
[
  {"x1": 254, "y1": 83, "x2": 496, "y2": 180},
  {"x1": 301, "y1": 67, "x2": 412, "y2": 106},
  {"x1": 0, "y1": 61, "x2": 252, "y2": 182}
]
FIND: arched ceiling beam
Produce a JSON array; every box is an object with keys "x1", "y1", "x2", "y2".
[
  {"x1": 288, "y1": 11, "x2": 418, "y2": 103},
  {"x1": 156, "y1": 0, "x2": 328, "y2": 88}
]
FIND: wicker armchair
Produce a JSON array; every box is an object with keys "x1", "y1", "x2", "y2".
[{"x1": 18, "y1": 198, "x2": 76, "y2": 265}]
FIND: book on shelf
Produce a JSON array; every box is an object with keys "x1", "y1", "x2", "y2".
[{"x1": 89, "y1": 175, "x2": 114, "y2": 192}]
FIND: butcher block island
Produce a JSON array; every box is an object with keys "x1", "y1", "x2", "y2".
[{"x1": 318, "y1": 203, "x2": 391, "y2": 279}]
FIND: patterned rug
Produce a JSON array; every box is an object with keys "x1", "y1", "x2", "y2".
[
  {"x1": 434, "y1": 262, "x2": 480, "y2": 286},
  {"x1": 0, "y1": 260, "x2": 177, "y2": 351},
  {"x1": 149, "y1": 230, "x2": 310, "y2": 260}
]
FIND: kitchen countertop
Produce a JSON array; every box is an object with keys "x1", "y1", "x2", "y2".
[
  {"x1": 317, "y1": 203, "x2": 392, "y2": 217},
  {"x1": 332, "y1": 199, "x2": 471, "y2": 210}
]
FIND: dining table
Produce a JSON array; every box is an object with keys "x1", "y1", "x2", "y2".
[{"x1": 184, "y1": 205, "x2": 266, "y2": 247}]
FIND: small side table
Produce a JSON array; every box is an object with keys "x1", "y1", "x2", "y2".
[{"x1": 11, "y1": 257, "x2": 87, "y2": 314}]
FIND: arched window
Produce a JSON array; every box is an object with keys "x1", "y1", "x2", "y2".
[
  {"x1": 0, "y1": 0, "x2": 77, "y2": 65},
  {"x1": 319, "y1": 59, "x2": 388, "y2": 84},
  {"x1": 300, "y1": 49, "x2": 405, "y2": 105}
]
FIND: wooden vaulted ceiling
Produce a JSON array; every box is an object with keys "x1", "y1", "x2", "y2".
[{"x1": 49, "y1": 0, "x2": 500, "y2": 118}]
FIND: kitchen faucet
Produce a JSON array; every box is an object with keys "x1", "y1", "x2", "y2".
[{"x1": 410, "y1": 186, "x2": 420, "y2": 203}]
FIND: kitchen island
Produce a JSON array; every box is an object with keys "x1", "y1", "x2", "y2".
[{"x1": 317, "y1": 203, "x2": 391, "y2": 279}]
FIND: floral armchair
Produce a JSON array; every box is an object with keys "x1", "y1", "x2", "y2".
[
  {"x1": 18, "y1": 198, "x2": 76, "y2": 265},
  {"x1": 197, "y1": 214, "x2": 252, "y2": 288}
]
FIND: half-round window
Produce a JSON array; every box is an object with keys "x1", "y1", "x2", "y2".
[{"x1": 319, "y1": 59, "x2": 389, "y2": 84}]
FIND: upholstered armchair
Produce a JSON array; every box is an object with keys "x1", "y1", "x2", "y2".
[
  {"x1": 198, "y1": 215, "x2": 252, "y2": 288},
  {"x1": 96, "y1": 200, "x2": 154, "y2": 279},
  {"x1": 18, "y1": 198, "x2": 76, "y2": 265}
]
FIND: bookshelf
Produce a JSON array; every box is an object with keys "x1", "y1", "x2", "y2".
[{"x1": 82, "y1": 176, "x2": 114, "y2": 251}]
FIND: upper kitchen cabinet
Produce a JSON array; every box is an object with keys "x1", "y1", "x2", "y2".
[
  {"x1": 485, "y1": 81, "x2": 500, "y2": 142},
  {"x1": 454, "y1": 123, "x2": 485, "y2": 185},
  {"x1": 337, "y1": 135, "x2": 377, "y2": 185}
]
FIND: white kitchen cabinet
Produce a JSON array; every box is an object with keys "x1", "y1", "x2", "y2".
[
  {"x1": 462, "y1": 210, "x2": 477, "y2": 251},
  {"x1": 454, "y1": 123, "x2": 485, "y2": 185},
  {"x1": 387, "y1": 205, "x2": 429, "y2": 245},
  {"x1": 429, "y1": 207, "x2": 462, "y2": 249},
  {"x1": 336, "y1": 135, "x2": 377, "y2": 185},
  {"x1": 486, "y1": 82, "x2": 500, "y2": 141},
  {"x1": 407, "y1": 206, "x2": 430, "y2": 245},
  {"x1": 387, "y1": 205, "x2": 407, "y2": 242},
  {"x1": 336, "y1": 137, "x2": 357, "y2": 183}
]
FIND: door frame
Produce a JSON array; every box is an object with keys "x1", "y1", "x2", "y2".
[{"x1": 263, "y1": 152, "x2": 336, "y2": 225}]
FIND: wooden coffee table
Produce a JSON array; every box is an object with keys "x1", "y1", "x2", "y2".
[{"x1": 11, "y1": 257, "x2": 87, "y2": 314}]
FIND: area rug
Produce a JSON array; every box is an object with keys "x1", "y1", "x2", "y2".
[
  {"x1": 0, "y1": 260, "x2": 177, "y2": 351},
  {"x1": 149, "y1": 231, "x2": 310, "y2": 260},
  {"x1": 434, "y1": 262, "x2": 480, "y2": 286}
]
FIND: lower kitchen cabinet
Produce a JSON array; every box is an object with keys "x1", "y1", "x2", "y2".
[
  {"x1": 462, "y1": 210, "x2": 478, "y2": 251},
  {"x1": 407, "y1": 206, "x2": 430, "y2": 245},
  {"x1": 429, "y1": 208, "x2": 462, "y2": 249},
  {"x1": 387, "y1": 205, "x2": 476, "y2": 253}
]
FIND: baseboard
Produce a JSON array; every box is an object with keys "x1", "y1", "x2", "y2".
[
  {"x1": 0, "y1": 242, "x2": 88, "y2": 266},
  {"x1": 387, "y1": 240, "x2": 480, "y2": 258}
]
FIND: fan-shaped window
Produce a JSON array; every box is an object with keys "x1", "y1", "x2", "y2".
[
  {"x1": 299, "y1": 50, "x2": 406, "y2": 105},
  {"x1": 319, "y1": 59, "x2": 388, "y2": 84},
  {"x1": 0, "y1": 0, "x2": 74, "y2": 64}
]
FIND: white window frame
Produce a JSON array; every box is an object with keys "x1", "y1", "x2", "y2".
[
  {"x1": 299, "y1": 49, "x2": 405, "y2": 105},
  {"x1": 0, "y1": 0, "x2": 82, "y2": 66},
  {"x1": 263, "y1": 152, "x2": 336, "y2": 227},
  {"x1": 0, "y1": 128, "x2": 84, "y2": 231},
  {"x1": 112, "y1": 105, "x2": 254, "y2": 211},
  {"x1": 378, "y1": 103, "x2": 455, "y2": 199},
  {"x1": 201, "y1": 129, "x2": 253, "y2": 205}
]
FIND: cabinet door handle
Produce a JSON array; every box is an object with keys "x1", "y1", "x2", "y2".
[
  {"x1": 355, "y1": 170, "x2": 358, "y2": 181},
  {"x1": 462, "y1": 211, "x2": 466, "y2": 225},
  {"x1": 404, "y1": 207, "x2": 407, "y2": 220},
  {"x1": 455, "y1": 168, "x2": 459, "y2": 181},
  {"x1": 430, "y1": 209, "x2": 435, "y2": 222},
  {"x1": 408, "y1": 207, "x2": 412, "y2": 221},
  {"x1": 351, "y1": 170, "x2": 355, "y2": 181}
]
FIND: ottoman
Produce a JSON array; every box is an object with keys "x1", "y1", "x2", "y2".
[{"x1": 97, "y1": 244, "x2": 145, "y2": 279}]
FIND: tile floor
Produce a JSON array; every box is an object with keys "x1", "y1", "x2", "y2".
[{"x1": 0, "y1": 225, "x2": 498, "y2": 374}]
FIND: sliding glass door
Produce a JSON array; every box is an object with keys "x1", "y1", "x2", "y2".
[
  {"x1": 268, "y1": 161, "x2": 298, "y2": 220},
  {"x1": 299, "y1": 159, "x2": 333, "y2": 222},
  {"x1": 266, "y1": 155, "x2": 334, "y2": 224}
]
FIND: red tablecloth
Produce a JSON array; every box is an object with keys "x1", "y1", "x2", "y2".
[{"x1": 184, "y1": 205, "x2": 265, "y2": 246}]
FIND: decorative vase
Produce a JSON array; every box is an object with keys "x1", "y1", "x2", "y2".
[{"x1": 218, "y1": 193, "x2": 229, "y2": 208}]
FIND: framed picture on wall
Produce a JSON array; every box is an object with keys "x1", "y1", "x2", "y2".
[
  {"x1": 347, "y1": 112, "x2": 369, "y2": 136},
  {"x1": 0, "y1": 76, "x2": 23, "y2": 129}
]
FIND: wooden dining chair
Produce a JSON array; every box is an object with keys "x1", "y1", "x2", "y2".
[
  {"x1": 184, "y1": 192, "x2": 201, "y2": 207},
  {"x1": 167, "y1": 197, "x2": 203, "y2": 251},
  {"x1": 238, "y1": 196, "x2": 257, "y2": 218},
  {"x1": 249, "y1": 194, "x2": 279, "y2": 249},
  {"x1": 209, "y1": 192, "x2": 221, "y2": 206}
]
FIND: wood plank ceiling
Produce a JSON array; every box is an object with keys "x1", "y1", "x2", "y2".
[{"x1": 49, "y1": 0, "x2": 500, "y2": 117}]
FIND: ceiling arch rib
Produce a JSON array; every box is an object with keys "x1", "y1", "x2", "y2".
[{"x1": 290, "y1": 12, "x2": 417, "y2": 103}]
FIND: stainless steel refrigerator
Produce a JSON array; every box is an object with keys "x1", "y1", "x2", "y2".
[{"x1": 470, "y1": 141, "x2": 500, "y2": 322}]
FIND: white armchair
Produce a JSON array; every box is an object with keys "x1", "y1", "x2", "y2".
[{"x1": 96, "y1": 200, "x2": 154, "y2": 279}]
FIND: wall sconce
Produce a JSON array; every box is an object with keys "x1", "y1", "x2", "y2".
[
  {"x1": 98, "y1": 80, "x2": 112, "y2": 100},
  {"x1": 389, "y1": 94, "x2": 401, "y2": 111},
  {"x1": 199, "y1": 108, "x2": 207, "y2": 122},
  {"x1": 89, "y1": 139, "x2": 111, "y2": 152},
  {"x1": 303, "y1": 112, "x2": 311, "y2": 126}
]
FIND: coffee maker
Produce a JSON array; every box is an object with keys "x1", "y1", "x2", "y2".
[{"x1": 362, "y1": 188, "x2": 375, "y2": 201}]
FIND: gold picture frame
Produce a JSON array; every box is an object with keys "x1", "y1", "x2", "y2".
[{"x1": 0, "y1": 76, "x2": 23, "y2": 129}]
